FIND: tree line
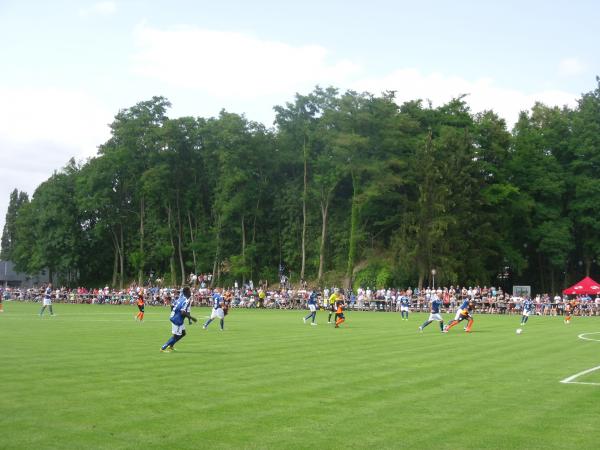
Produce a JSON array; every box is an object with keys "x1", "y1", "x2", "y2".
[{"x1": 2, "y1": 80, "x2": 600, "y2": 293}]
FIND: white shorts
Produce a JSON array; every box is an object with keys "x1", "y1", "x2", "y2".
[
  {"x1": 308, "y1": 304, "x2": 317, "y2": 312},
  {"x1": 210, "y1": 308, "x2": 225, "y2": 320},
  {"x1": 171, "y1": 323, "x2": 185, "y2": 336},
  {"x1": 43, "y1": 298, "x2": 52, "y2": 306},
  {"x1": 454, "y1": 310, "x2": 464, "y2": 321},
  {"x1": 522, "y1": 310, "x2": 530, "y2": 317},
  {"x1": 428, "y1": 313, "x2": 443, "y2": 321},
  {"x1": 400, "y1": 306, "x2": 409, "y2": 312}
]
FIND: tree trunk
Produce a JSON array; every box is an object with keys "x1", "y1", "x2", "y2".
[
  {"x1": 241, "y1": 214, "x2": 246, "y2": 284},
  {"x1": 212, "y1": 215, "x2": 221, "y2": 287},
  {"x1": 301, "y1": 133, "x2": 308, "y2": 280},
  {"x1": 251, "y1": 197, "x2": 260, "y2": 280},
  {"x1": 167, "y1": 204, "x2": 177, "y2": 285},
  {"x1": 585, "y1": 257, "x2": 591, "y2": 277},
  {"x1": 138, "y1": 195, "x2": 145, "y2": 286},
  {"x1": 111, "y1": 230, "x2": 119, "y2": 287},
  {"x1": 188, "y1": 211, "x2": 197, "y2": 273},
  {"x1": 346, "y1": 171, "x2": 359, "y2": 288},
  {"x1": 119, "y1": 224, "x2": 124, "y2": 290},
  {"x1": 318, "y1": 194, "x2": 329, "y2": 282},
  {"x1": 176, "y1": 192, "x2": 185, "y2": 286}
]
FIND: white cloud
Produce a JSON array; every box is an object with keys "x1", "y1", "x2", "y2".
[
  {"x1": 79, "y1": 1, "x2": 117, "y2": 17},
  {"x1": 559, "y1": 57, "x2": 586, "y2": 76},
  {"x1": 0, "y1": 87, "x2": 113, "y2": 232},
  {"x1": 131, "y1": 24, "x2": 360, "y2": 99},
  {"x1": 352, "y1": 68, "x2": 578, "y2": 127},
  {"x1": 0, "y1": 87, "x2": 112, "y2": 154}
]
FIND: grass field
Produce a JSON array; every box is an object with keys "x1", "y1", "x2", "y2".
[{"x1": 1, "y1": 302, "x2": 600, "y2": 449}]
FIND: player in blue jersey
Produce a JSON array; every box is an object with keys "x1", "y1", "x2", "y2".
[
  {"x1": 443, "y1": 298, "x2": 474, "y2": 333},
  {"x1": 160, "y1": 287, "x2": 196, "y2": 352},
  {"x1": 520, "y1": 297, "x2": 534, "y2": 326},
  {"x1": 203, "y1": 289, "x2": 225, "y2": 330},
  {"x1": 303, "y1": 290, "x2": 319, "y2": 325},
  {"x1": 399, "y1": 293, "x2": 410, "y2": 320},
  {"x1": 39, "y1": 283, "x2": 55, "y2": 317},
  {"x1": 418, "y1": 294, "x2": 444, "y2": 332}
]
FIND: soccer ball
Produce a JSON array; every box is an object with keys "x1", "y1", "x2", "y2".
[{"x1": 516, "y1": 328, "x2": 523, "y2": 334}]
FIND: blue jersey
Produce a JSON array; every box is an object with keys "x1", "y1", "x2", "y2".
[
  {"x1": 459, "y1": 299, "x2": 470, "y2": 310},
  {"x1": 169, "y1": 295, "x2": 190, "y2": 326},
  {"x1": 400, "y1": 296, "x2": 410, "y2": 307},
  {"x1": 45, "y1": 287, "x2": 52, "y2": 300},
  {"x1": 523, "y1": 299, "x2": 534, "y2": 313},
  {"x1": 308, "y1": 292, "x2": 318, "y2": 305},
  {"x1": 212, "y1": 293, "x2": 223, "y2": 309},
  {"x1": 431, "y1": 299, "x2": 442, "y2": 314}
]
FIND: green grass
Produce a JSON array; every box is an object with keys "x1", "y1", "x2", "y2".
[{"x1": 1, "y1": 303, "x2": 600, "y2": 449}]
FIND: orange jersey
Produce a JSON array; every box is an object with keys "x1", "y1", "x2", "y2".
[
  {"x1": 336, "y1": 304, "x2": 344, "y2": 314},
  {"x1": 137, "y1": 296, "x2": 145, "y2": 306}
]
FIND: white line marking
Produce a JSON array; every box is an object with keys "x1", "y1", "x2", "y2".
[
  {"x1": 560, "y1": 366, "x2": 600, "y2": 385},
  {"x1": 578, "y1": 332, "x2": 600, "y2": 342},
  {"x1": 560, "y1": 332, "x2": 600, "y2": 385}
]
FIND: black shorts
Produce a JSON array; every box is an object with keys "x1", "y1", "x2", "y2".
[
  {"x1": 137, "y1": 305, "x2": 145, "y2": 312},
  {"x1": 457, "y1": 313, "x2": 471, "y2": 322}
]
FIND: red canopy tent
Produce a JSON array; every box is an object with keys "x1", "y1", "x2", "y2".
[{"x1": 562, "y1": 276, "x2": 600, "y2": 295}]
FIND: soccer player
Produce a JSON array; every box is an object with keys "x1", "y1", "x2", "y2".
[
  {"x1": 161, "y1": 286, "x2": 196, "y2": 352},
  {"x1": 39, "y1": 283, "x2": 55, "y2": 317},
  {"x1": 203, "y1": 289, "x2": 226, "y2": 331},
  {"x1": 303, "y1": 290, "x2": 319, "y2": 325},
  {"x1": 135, "y1": 290, "x2": 145, "y2": 322},
  {"x1": 399, "y1": 292, "x2": 410, "y2": 320},
  {"x1": 327, "y1": 288, "x2": 341, "y2": 324},
  {"x1": 443, "y1": 298, "x2": 474, "y2": 333},
  {"x1": 334, "y1": 299, "x2": 346, "y2": 328},
  {"x1": 0, "y1": 287, "x2": 4, "y2": 313},
  {"x1": 520, "y1": 297, "x2": 534, "y2": 326},
  {"x1": 418, "y1": 294, "x2": 444, "y2": 332},
  {"x1": 564, "y1": 299, "x2": 574, "y2": 324}
]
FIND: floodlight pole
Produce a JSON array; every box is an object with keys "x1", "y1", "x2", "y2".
[{"x1": 431, "y1": 269, "x2": 436, "y2": 290}]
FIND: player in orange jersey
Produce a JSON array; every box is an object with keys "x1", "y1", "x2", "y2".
[
  {"x1": 135, "y1": 290, "x2": 145, "y2": 322},
  {"x1": 334, "y1": 300, "x2": 346, "y2": 328},
  {"x1": 564, "y1": 300, "x2": 574, "y2": 324}
]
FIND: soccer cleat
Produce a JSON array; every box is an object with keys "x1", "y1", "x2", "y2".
[
  {"x1": 311, "y1": 322, "x2": 317, "y2": 326},
  {"x1": 418, "y1": 327, "x2": 423, "y2": 333},
  {"x1": 202, "y1": 325, "x2": 207, "y2": 329},
  {"x1": 160, "y1": 347, "x2": 171, "y2": 352},
  {"x1": 168, "y1": 346, "x2": 176, "y2": 351},
  {"x1": 303, "y1": 318, "x2": 306, "y2": 323}
]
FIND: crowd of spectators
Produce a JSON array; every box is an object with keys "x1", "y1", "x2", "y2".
[{"x1": 2, "y1": 282, "x2": 600, "y2": 316}]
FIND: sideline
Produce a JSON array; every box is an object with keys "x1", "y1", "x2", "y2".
[{"x1": 560, "y1": 332, "x2": 600, "y2": 386}]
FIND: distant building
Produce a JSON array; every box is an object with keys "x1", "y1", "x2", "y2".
[{"x1": 0, "y1": 260, "x2": 50, "y2": 288}]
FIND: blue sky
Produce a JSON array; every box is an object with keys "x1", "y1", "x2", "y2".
[{"x1": 0, "y1": 0, "x2": 598, "y2": 231}]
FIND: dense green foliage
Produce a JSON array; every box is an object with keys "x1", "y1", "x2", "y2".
[
  {"x1": 2, "y1": 303, "x2": 600, "y2": 449},
  {"x1": 4, "y1": 80, "x2": 600, "y2": 291}
]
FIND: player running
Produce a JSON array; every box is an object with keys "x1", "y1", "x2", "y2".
[
  {"x1": 520, "y1": 297, "x2": 534, "y2": 326},
  {"x1": 160, "y1": 287, "x2": 196, "y2": 352},
  {"x1": 443, "y1": 298, "x2": 475, "y2": 333},
  {"x1": 418, "y1": 294, "x2": 444, "y2": 332},
  {"x1": 334, "y1": 299, "x2": 346, "y2": 328},
  {"x1": 203, "y1": 289, "x2": 226, "y2": 331},
  {"x1": 303, "y1": 290, "x2": 319, "y2": 325},
  {"x1": 135, "y1": 290, "x2": 145, "y2": 322}
]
